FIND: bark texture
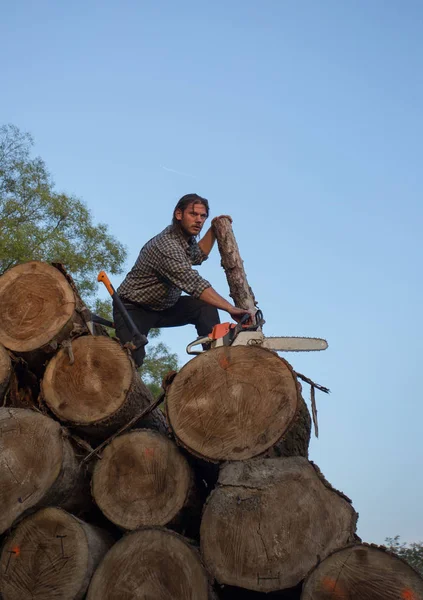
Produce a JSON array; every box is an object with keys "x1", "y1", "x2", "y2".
[
  {"x1": 301, "y1": 543, "x2": 423, "y2": 600},
  {"x1": 0, "y1": 261, "x2": 83, "y2": 354},
  {"x1": 0, "y1": 408, "x2": 84, "y2": 534},
  {"x1": 212, "y1": 217, "x2": 257, "y2": 311},
  {"x1": 91, "y1": 429, "x2": 193, "y2": 530},
  {"x1": 87, "y1": 528, "x2": 214, "y2": 600},
  {"x1": 0, "y1": 343, "x2": 12, "y2": 402},
  {"x1": 0, "y1": 507, "x2": 113, "y2": 600},
  {"x1": 200, "y1": 457, "x2": 358, "y2": 593},
  {"x1": 166, "y1": 346, "x2": 302, "y2": 461},
  {"x1": 42, "y1": 335, "x2": 166, "y2": 438}
]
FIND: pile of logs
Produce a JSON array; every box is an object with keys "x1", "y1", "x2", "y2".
[{"x1": 0, "y1": 257, "x2": 422, "y2": 600}]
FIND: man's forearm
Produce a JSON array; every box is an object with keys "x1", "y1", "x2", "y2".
[
  {"x1": 199, "y1": 286, "x2": 233, "y2": 313},
  {"x1": 198, "y1": 227, "x2": 216, "y2": 256}
]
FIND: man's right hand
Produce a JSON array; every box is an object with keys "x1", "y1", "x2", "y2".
[{"x1": 228, "y1": 306, "x2": 255, "y2": 325}]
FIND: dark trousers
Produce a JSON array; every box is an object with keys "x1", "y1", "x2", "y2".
[{"x1": 113, "y1": 296, "x2": 220, "y2": 367}]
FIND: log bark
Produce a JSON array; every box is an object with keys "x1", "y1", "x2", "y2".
[
  {"x1": 212, "y1": 217, "x2": 257, "y2": 311},
  {"x1": 0, "y1": 343, "x2": 12, "y2": 403},
  {"x1": 0, "y1": 261, "x2": 85, "y2": 355},
  {"x1": 166, "y1": 346, "x2": 303, "y2": 461},
  {"x1": 200, "y1": 457, "x2": 358, "y2": 593},
  {"x1": 0, "y1": 408, "x2": 85, "y2": 534},
  {"x1": 91, "y1": 428, "x2": 193, "y2": 530},
  {"x1": 42, "y1": 335, "x2": 166, "y2": 438},
  {"x1": 87, "y1": 527, "x2": 215, "y2": 600},
  {"x1": 0, "y1": 507, "x2": 113, "y2": 600},
  {"x1": 301, "y1": 543, "x2": 423, "y2": 600}
]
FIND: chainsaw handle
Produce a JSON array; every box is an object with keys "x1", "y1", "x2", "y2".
[{"x1": 186, "y1": 336, "x2": 212, "y2": 355}]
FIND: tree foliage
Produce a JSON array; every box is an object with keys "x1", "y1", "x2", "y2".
[
  {"x1": 385, "y1": 536, "x2": 423, "y2": 576},
  {"x1": 0, "y1": 124, "x2": 126, "y2": 298}
]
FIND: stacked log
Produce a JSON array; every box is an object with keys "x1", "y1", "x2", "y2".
[
  {"x1": 0, "y1": 507, "x2": 112, "y2": 600},
  {"x1": 0, "y1": 258, "x2": 421, "y2": 599}
]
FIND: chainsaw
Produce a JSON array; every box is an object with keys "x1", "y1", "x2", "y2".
[{"x1": 186, "y1": 310, "x2": 328, "y2": 355}]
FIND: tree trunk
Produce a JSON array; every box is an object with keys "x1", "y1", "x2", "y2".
[
  {"x1": 166, "y1": 346, "x2": 304, "y2": 461},
  {"x1": 91, "y1": 428, "x2": 194, "y2": 531},
  {"x1": 200, "y1": 457, "x2": 358, "y2": 593},
  {"x1": 0, "y1": 408, "x2": 85, "y2": 534},
  {"x1": 212, "y1": 217, "x2": 257, "y2": 311},
  {"x1": 0, "y1": 507, "x2": 113, "y2": 600},
  {"x1": 0, "y1": 343, "x2": 11, "y2": 402},
  {"x1": 87, "y1": 528, "x2": 215, "y2": 600},
  {"x1": 42, "y1": 335, "x2": 166, "y2": 438},
  {"x1": 0, "y1": 261, "x2": 86, "y2": 356},
  {"x1": 301, "y1": 543, "x2": 423, "y2": 600}
]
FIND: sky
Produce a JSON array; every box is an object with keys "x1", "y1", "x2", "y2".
[{"x1": 1, "y1": 0, "x2": 422, "y2": 545}]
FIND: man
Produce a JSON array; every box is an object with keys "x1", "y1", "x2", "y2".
[{"x1": 114, "y1": 193, "x2": 251, "y2": 366}]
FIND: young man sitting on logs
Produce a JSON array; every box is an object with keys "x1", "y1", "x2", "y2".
[{"x1": 114, "y1": 193, "x2": 252, "y2": 367}]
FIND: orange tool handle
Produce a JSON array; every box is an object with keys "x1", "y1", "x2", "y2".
[{"x1": 97, "y1": 271, "x2": 115, "y2": 296}]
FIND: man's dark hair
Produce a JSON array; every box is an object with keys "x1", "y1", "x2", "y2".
[{"x1": 172, "y1": 194, "x2": 209, "y2": 226}]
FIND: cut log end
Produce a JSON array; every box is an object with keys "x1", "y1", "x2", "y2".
[
  {"x1": 87, "y1": 528, "x2": 212, "y2": 600},
  {"x1": 200, "y1": 457, "x2": 358, "y2": 592},
  {"x1": 301, "y1": 544, "x2": 423, "y2": 600},
  {"x1": 43, "y1": 336, "x2": 134, "y2": 424},
  {"x1": 0, "y1": 507, "x2": 112, "y2": 600},
  {"x1": 166, "y1": 346, "x2": 300, "y2": 461},
  {"x1": 0, "y1": 408, "x2": 71, "y2": 534},
  {"x1": 92, "y1": 429, "x2": 192, "y2": 530},
  {"x1": 42, "y1": 335, "x2": 162, "y2": 439},
  {"x1": 0, "y1": 261, "x2": 76, "y2": 352}
]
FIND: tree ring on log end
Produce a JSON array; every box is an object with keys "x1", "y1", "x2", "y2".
[
  {"x1": 0, "y1": 408, "x2": 67, "y2": 534},
  {"x1": 302, "y1": 544, "x2": 423, "y2": 600},
  {"x1": 0, "y1": 507, "x2": 91, "y2": 600},
  {"x1": 166, "y1": 346, "x2": 299, "y2": 461},
  {"x1": 92, "y1": 429, "x2": 192, "y2": 530},
  {"x1": 0, "y1": 261, "x2": 76, "y2": 352},
  {"x1": 43, "y1": 336, "x2": 134, "y2": 425},
  {"x1": 200, "y1": 457, "x2": 357, "y2": 592},
  {"x1": 87, "y1": 528, "x2": 210, "y2": 600}
]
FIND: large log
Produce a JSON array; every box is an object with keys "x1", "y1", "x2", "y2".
[
  {"x1": 42, "y1": 335, "x2": 166, "y2": 438},
  {"x1": 0, "y1": 343, "x2": 12, "y2": 402},
  {"x1": 212, "y1": 217, "x2": 257, "y2": 311},
  {"x1": 91, "y1": 429, "x2": 193, "y2": 530},
  {"x1": 166, "y1": 346, "x2": 304, "y2": 461},
  {"x1": 200, "y1": 457, "x2": 358, "y2": 593},
  {"x1": 301, "y1": 543, "x2": 423, "y2": 599},
  {"x1": 0, "y1": 507, "x2": 113, "y2": 600},
  {"x1": 0, "y1": 408, "x2": 85, "y2": 534},
  {"x1": 87, "y1": 528, "x2": 215, "y2": 600},
  {"x1": 0, "y1": 261, "x2": 85, "y2": 355}
]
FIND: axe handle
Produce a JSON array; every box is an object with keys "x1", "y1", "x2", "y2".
[{"x1": 97, "y1": 271, "x2": 147, "y2": 350}]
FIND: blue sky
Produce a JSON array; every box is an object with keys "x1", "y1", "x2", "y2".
[{"x1": 1, "y1": 1, "x2": 422, "y2": 544}]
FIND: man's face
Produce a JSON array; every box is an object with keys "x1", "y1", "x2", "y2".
[{"x1": 175, "y1": 202, "x2": 208, "y2": 237}]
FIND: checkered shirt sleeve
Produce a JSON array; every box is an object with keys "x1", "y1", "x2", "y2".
[{"x1": 117, "y1": 226, "x2": 211, "y2": 310}]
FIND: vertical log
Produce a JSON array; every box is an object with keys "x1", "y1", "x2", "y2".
[{"x1": 212, "y1": 217, "x2": 257, "y2": 312}]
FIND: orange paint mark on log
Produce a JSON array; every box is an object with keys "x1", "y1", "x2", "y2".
[
  {"x1": 321, "y1": 577, "x2": 345, "y2": 598},
  {"x1": 144, "y1": 448, "x2": 154, "y2": 457},
  {"x1": 219, "y1": 356, "x2": 230, "y2": 370},
  {"x1": 11, "y1": 546, "x2": 20, "y2": 556},
  {"x1": 402, "y1": 589, "x2": 416, "y2": 600}
]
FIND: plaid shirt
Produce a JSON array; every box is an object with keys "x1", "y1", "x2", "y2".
[{"x1": 117, "y1": 225, "x2": 211, "y2": 310}]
